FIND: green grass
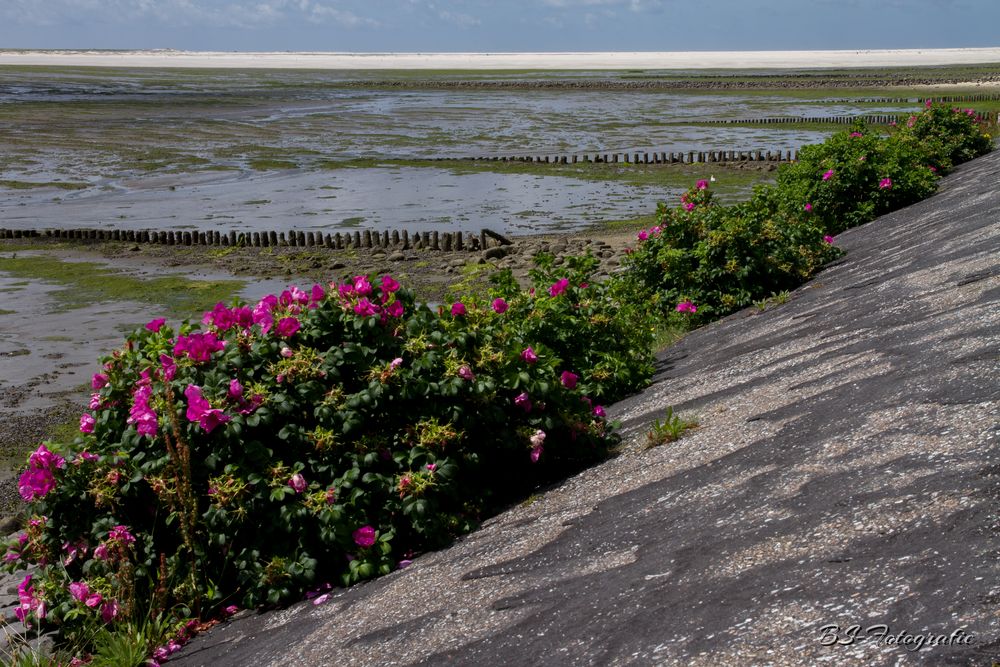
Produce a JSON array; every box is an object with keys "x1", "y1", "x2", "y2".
[
  {"x1": 0, "y1": 308, "x2": 14, "y2": 315},
  {"x1": 248, "y1": 158, "x2": 298, "y2": 171},
  {"x1": 0, "y1": 253, "x2": 244, "y2": 317},
  {"x1": 651, "y1": 322, "x2": 687, "y2": 353},
  {"x1": 645, "y1": 407, "x2": 699, "y2": 449},
  {"x1": 0, "y1": 179, "x2": 89, "y2": 190},
  {"x1": 320, "y1": 157, "x2": 772, "y2": 194}
]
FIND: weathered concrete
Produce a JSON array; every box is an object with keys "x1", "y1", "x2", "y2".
[{"x1": 173, "y1": 151, "x2": 1000, "y2": 666}]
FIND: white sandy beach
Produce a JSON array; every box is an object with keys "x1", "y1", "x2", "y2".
[{"x1": 1, "y1": 48, "x2": 999, "y2": 70}]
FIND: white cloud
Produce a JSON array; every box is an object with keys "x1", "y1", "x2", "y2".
[
  {"x1": 438, "y1": 10, "x2": 481, "y2": 27},
  {"x1": 1, "y1": 0, "x2": 378, "y2": 29},
  {"x1": 543, "y1": 0, "x2": 663, "y2": 10},
  {"x1": 307, "y1": 2, "x2": 379, "y2": 27}
]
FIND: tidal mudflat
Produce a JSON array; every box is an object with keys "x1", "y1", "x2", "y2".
[{"x1": 0, "y1": 65, "x2": 960, "y2": 235}]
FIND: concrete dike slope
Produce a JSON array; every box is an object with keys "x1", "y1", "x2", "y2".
[{"x1": 172, "y1": 150, "x2": 1000, "y2": 666}]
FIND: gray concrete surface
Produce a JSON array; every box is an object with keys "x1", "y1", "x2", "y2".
[{"x1": 172, "y1": 149, "x2": 1000, "y2": 666}]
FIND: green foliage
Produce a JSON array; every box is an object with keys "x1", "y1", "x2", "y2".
[
  {"x1": 614, "y1": 103, "x2": 993, "y2": 320},
  {"x1": 895, "y1": 103, "x2": 994, "y2": 172},
  {"x1": 87, "y1": 624, "x2": 155, "y2": 667},
  {"x1": 769, "y1": 127, "x2": 937, "y2": 234},
  {"x1": 645, "y1": 408, "x2": 698, "y2": 449},
  {"x1": 3, "y1": 264, "x2": 651, "y2": 658},
  {"x1": 613, "y1": 180, "x2": 840, "y2": 322},
  {"x1": 487, "y1": 252, "x2": 656, "y2": 401}
]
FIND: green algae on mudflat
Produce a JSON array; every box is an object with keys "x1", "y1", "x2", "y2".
[{"x1": 0, "y1": 248, "x2": 244, "y2": 318}]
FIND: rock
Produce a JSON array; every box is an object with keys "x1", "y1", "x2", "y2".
[
  {"x1": 483, "y1": 247, "x2": 507, "y2": 260},
  {"x1": 388, "y1": 252, "x2": 406, "y2": 262},
  {"x1": 27, "y1": 633, "x2": 56, "y2": 658},
  {"x1": 329, "y1": 261, "x2": 345, "y2": 270},
  {"x1": 0, "y1": 515, "x2": 22, "y2": 535}
]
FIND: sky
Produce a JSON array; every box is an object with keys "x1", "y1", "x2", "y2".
[{"x1": 0, "y1": 0, "x2": 997, "y2": 53}]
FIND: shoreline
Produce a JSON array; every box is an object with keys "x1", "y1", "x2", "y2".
[{"x1": 2, "y1": 47, "x2": 1000, "y2": 70}]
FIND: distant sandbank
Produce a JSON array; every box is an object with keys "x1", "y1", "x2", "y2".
[{"x1": 1, "y1": 48, "x2": 1000, "y2": 70}]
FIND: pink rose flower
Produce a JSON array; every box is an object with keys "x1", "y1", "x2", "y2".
[
  {"x1": 310, "y1": 284, "x2": 325, "y2": 306},
  {"x1": 91, "y1": 373, "x2": 109, "y2": 390},
  {"x1": 288, "y1": 473, "x2": 307, "y2": 494},
  {"x1": 491, "y1": 298, "x2": 509, "y2": 314},
  {"x1": 560, "y1": 371, "x2": 579, "y2": 389},
  {"x1": 354, "y1": 299, "x2": 380, "y2": 317},
  {"x1": 822, "y1": 169, "x2": 835, "y2": 181},
  {"x1": 381, "y1": 275, "x2": 400, "y2": 293},
  {"x1": 450, "y1": 302, "x2": 467, "y2": 316},
  {"x1": 275, "y1": 317, "x2": 300, "y2": 338},
  {"x1": 520, "y1": 347, "x2": 538, "y2": 364},
  {"x1": 80, "y1": 413, "x2": 96, "y2": 434},
  {"x1": 353, "y1": 525, "x2": 376, "y2": 548},
  {"x1": 173, "y1": 332, "x2": 226, "y2": 363},
  {"x1": 384, "y1": 300, "x2": 404, "y2": 318},
  {"x1": 353, "y1": 276, "x2": 373, "y2": 296},
  {"x1": 145, "y1": 318, "x2": 166, "y2": 332},
  {"x1": 160, "y1": 353, "x2": 177, "y2": 381},
  {"x1": 101, "y1": 599, "x2": 120, "y2": 623},
  {"x1": 68, "y1": 581, "x2": 89, "y2": 602},
  {"x1": 549, "y1": 278, "x2": 569, "y2": 297},
  {"x1": 184, "y1": 385, "x2": 230, "y2": 434},
  {"x1": 696, "y1": 179, "x2": 709, "y2": 190}
]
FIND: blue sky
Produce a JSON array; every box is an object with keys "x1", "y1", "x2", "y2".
[{"x1": 1, "y1": 0, "x2": 997, "y2": 52}]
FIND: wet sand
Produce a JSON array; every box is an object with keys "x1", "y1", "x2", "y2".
[{"x1": 0, "y1": 166, "x2": 670, "y2": 235}]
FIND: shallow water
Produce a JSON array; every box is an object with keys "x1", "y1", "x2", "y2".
[
  {"x1": 0, "y1": 68, "x2": 921, "y2": 233},
  {"x1": 0, "y1": 166, "x2": 672, "y2": 234}
]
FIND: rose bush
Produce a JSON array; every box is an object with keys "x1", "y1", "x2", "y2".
[
  {"x1": 616, "y1": 103, "x2": 994, "y2": 321},
  {"x1": 3, "y1": 266, "x2": 648, "y2": 653},
  {"x1": 613, "y1": 179, "x2": 840, "y2": 323}
]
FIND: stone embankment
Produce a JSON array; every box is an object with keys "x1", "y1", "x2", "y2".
[{"x1": 169, "y1": 149, "x2": 1000, "y2": 666}]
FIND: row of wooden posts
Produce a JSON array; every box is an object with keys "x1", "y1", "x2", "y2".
[
  {"x1": 705, "y1": 111, "x2": 996, "y2": 125},
  {"x1": 454, "y1": 109, "x2": 998, "y2": 166},
  {"x1": 0, "y1": 227, "x2": 513, "y2": 251},
  {"x1": 457, "y1": 149, "x2": 799, "y2": 165},
  {"x1": 823, "y1": 94, "x2": 1000, "y2": 105},
  {"x1": 703, "y1": 114, "x2": 907, "y2": 126},
  {"x1": 919, "y1": 94, "x2": 1000, "y2": 104}
]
